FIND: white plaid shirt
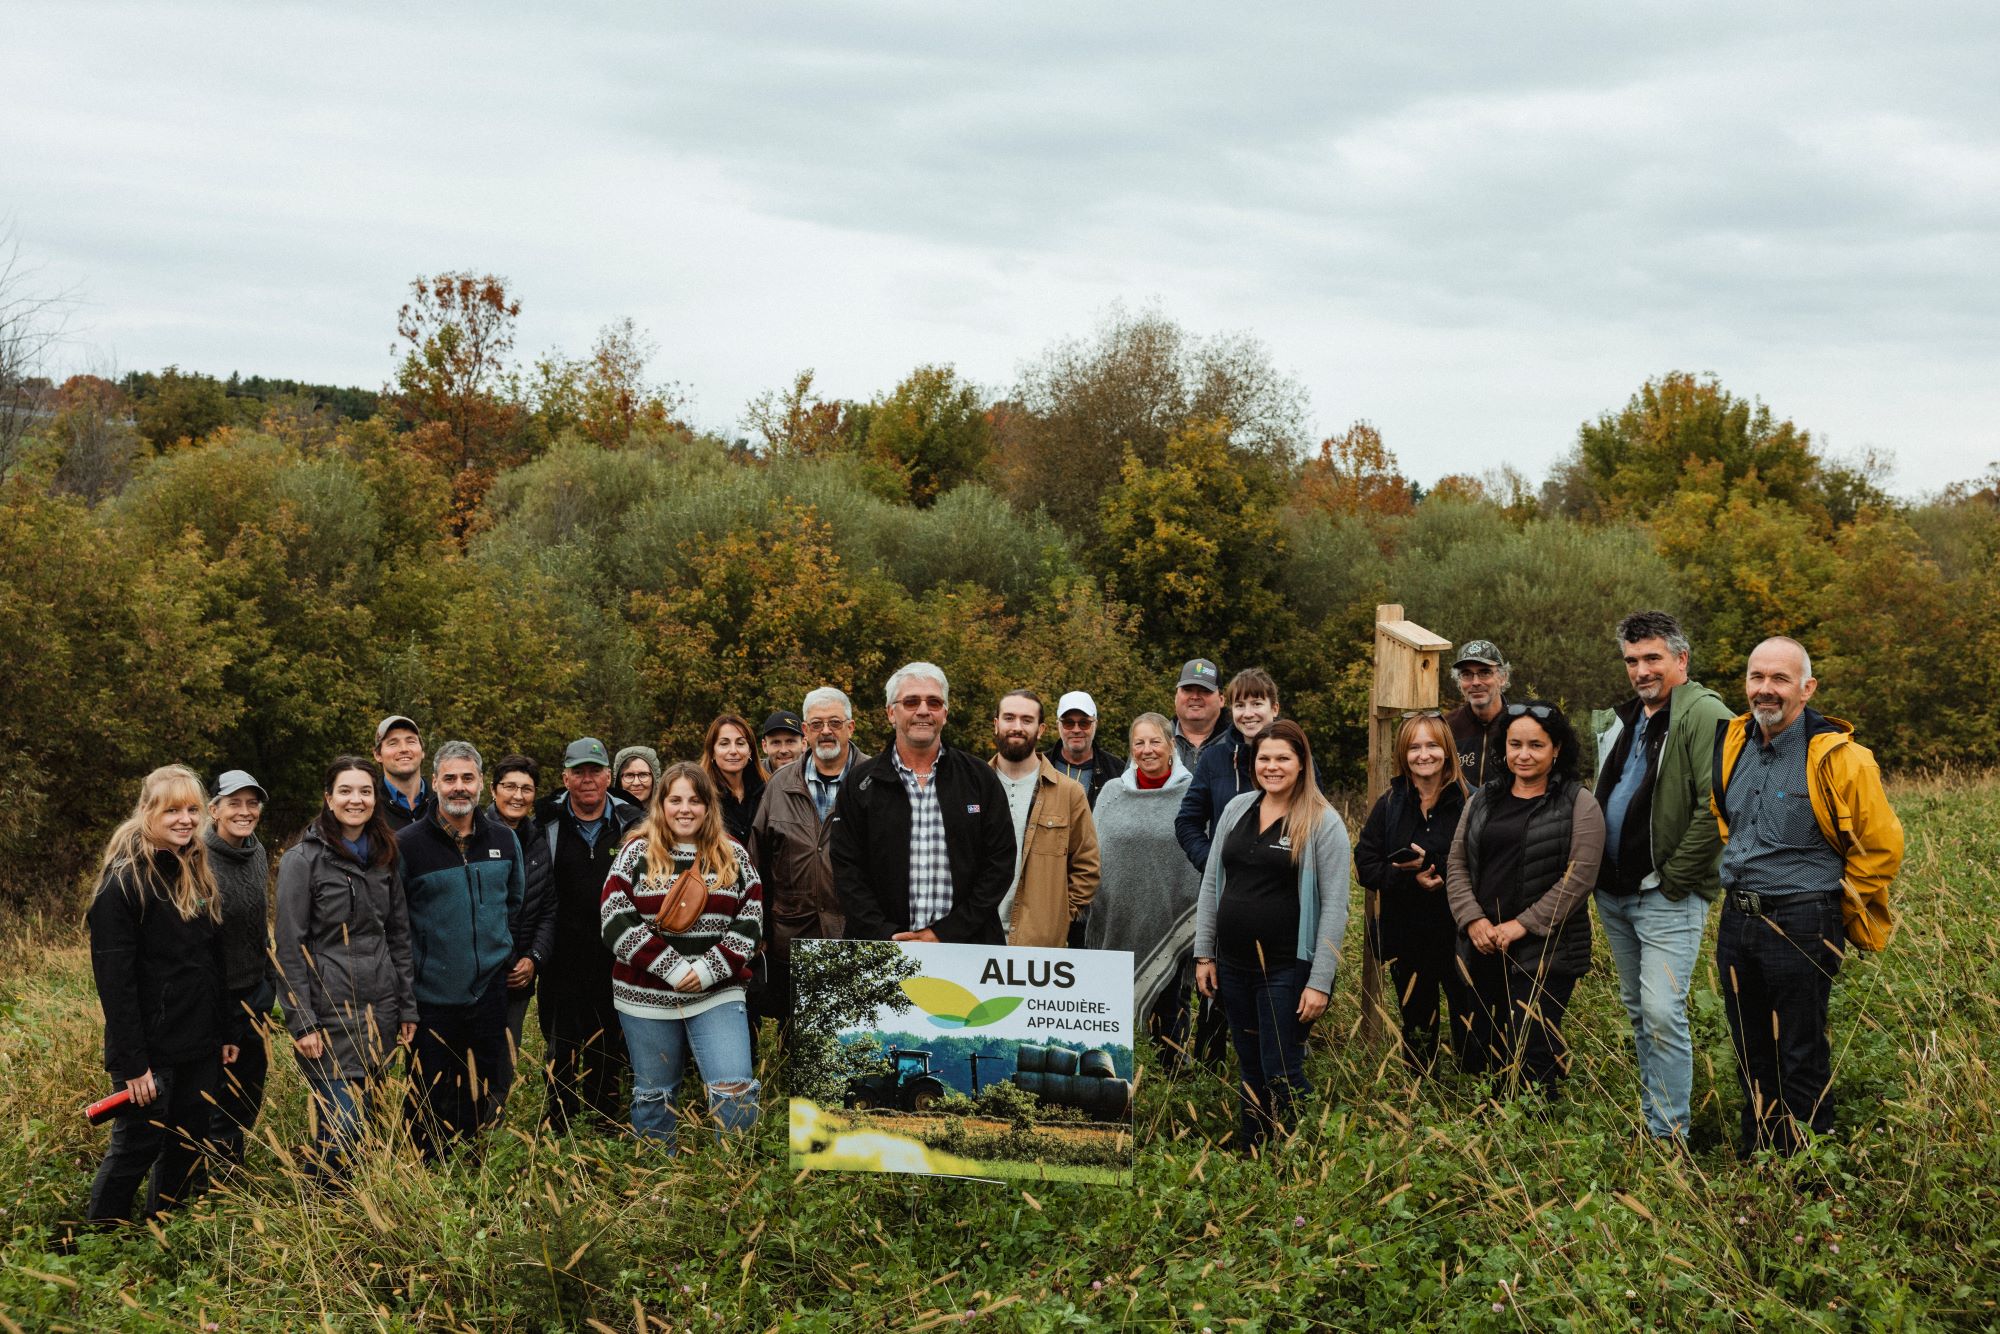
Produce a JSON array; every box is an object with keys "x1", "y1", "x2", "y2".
[{"x1": 893, "y1": 746, "x2": 955, "y2": 931}]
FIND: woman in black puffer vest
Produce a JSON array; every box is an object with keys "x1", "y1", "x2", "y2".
[{"x1": 1445, "y1": 701, "x2": 1604, "y2": 1092}]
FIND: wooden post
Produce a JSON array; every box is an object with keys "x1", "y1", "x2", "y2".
[{"x1": 1361, "y1": 603, "x2": 1451, "y2": 1043}]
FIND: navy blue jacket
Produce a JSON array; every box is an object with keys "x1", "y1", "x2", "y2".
[
  {"x1": 1174, "y1": 725, "x2": 1326, "y2": 873},
  {"x1": 396, "y1": 811, "x2": 524, "y2": 1008},
  {"x1": 1174, "y1": 725, "x2": 1253, "y2": 873}
]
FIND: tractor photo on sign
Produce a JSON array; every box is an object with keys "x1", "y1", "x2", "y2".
[{"x1": 789, "y1": 939, "x2": 1136, "y2": 1185}]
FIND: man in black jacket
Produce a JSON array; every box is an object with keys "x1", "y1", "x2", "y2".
[
  {"x1": 1044, "y1": 690, "x2": 1125, "y2": 809},
  {"x1": 533, "y1": 737, "x2": 641, "y2": 1132},
  {"x1": 832, "y1": 661, "x2": 1016, "y2": 945},
  {"x1": 1445, "y1": 641, "x2": 1511, "y2": 787}
]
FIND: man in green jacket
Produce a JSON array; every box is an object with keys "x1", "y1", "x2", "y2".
[{"x1": 1592, "y1": 611, "x2": 1733, "y2": 1141}]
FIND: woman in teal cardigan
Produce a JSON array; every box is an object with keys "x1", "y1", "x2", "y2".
[{"x1": 1193, "y1": 720, "x2": 1351, "y2": 1152}]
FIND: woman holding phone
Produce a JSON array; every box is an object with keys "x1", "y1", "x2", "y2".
[
  {"x1": 85, "y1": 765, "x2": 241, "y2": 1223},
  {"x1": 274, "y1": 755, "x2": 418, "y2": 1174},
  {"x1": 1354, "y1": 713, "x2": 1470, "y2": 1071},
  {"x1": 1192, "y1": 720, "x2": 1351, "y2": 1152}
]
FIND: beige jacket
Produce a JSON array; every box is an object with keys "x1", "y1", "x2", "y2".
[{"x1": 992, "y1": 755, "x2": 1101, "y2": 947}]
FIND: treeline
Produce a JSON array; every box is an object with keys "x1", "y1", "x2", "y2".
[{"x1": 2, "y1": 277, "x2": 1997, "y2": 905}]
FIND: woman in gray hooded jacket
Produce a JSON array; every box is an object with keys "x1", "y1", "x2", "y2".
[{"x1": 274, "y1": 755, "x2": 417, "y2": 1174}]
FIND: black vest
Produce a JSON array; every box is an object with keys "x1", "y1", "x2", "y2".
[{"x1": 1457, "y1": 777, "x2": 1593, "y2": 977}]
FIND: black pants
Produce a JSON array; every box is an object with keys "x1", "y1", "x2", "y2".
[
  {"x1": 538, "y1": 994, "x2": 629, "y2": 1132},
  {"x1": 1716, "y1": 892, "x2": 1844, "y2": 1156},
  {"x1": 1151, "y1": 954, "x2": 1230, "y2": 1074},
  {"x1": 406, "y1": 974, "x2": 512, "y2": 1161},
  {"x1": 86, "y1": 1055, "x2": 220, "y2": 1222},
  {"x1": 1461, "y1": 952, "x2": 1577, "y2": 1092},
  {"x1": 1388, "y1": 952, "x2": 1473, "y2": 1072},
  {"x1": 208, "y1": 980, "x2": 274, "y2": 1167}
]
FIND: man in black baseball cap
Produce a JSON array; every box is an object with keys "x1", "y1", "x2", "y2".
[
  {"x1": 759, "y1": 710, "x2": 806, "y2": 774},
  {"x1": 1447, "y1": 640, "x2": 1512, "y2": 786}
]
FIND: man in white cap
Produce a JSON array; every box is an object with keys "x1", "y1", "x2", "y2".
[
  {"x1": 373, "y1": 714, "x2": 433, "y2": 831},
  {"x1": 989, "y1": 689, "x2": 1100, "y2": 948},
  {"x1": 1044, "y1": 690, "x2": 1125, "y2": 811}
]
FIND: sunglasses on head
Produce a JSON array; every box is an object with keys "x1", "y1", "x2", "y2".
[{"x1": 1505, "y1": 703, "x2": 1555, "y2": 720}]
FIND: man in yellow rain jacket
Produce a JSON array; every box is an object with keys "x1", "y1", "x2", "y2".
[{"x1": 1711, "y1": 636, "x2": 1904, "y2": 1157}]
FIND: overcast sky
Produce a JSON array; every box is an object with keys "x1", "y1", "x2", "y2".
[{"x1": 9, "y1": 2, "x2": 1999, "y2": 492}]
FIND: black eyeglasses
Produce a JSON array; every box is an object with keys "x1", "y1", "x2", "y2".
[{"x1": 1505, "y1": 703, "x2": 1555, "y2": 720}]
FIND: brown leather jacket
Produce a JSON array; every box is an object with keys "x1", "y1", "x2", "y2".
[
  {"x1": 753, "y1": 745, "x2": 868, "y2": 949},
  {"x1": 993, "y1": 754, "x2": 1101, "y2": 948}
]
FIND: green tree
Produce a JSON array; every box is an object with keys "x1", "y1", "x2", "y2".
[
  {"x1": 1006, "y1": 306, "x2": 1309, "y2": 534},
  {"x1": 1095, "y1": 417, "x2": 1293, "y2": 668},
  {"x1": 1555, "y1": 371, "x2": 1832, "y2": 521},
  {"x1": 133, "y1": 365, "x2": 232, "y2": 449},
  {"x1": 863, "y1": 364, "x2": 991, "y2": 507},
  {"x1": 0, "y1": 486, "x2": 235, "y2": 900},
  {"x1": 788, "y1": 940, "x2": 923, "y2": 1105}
]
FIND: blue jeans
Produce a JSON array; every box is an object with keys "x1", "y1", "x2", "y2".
[
  {"x1": 617, "y1": 1001, "x2": 759, "y2": 1150},
  {"x1": 1215, "y1": 959, "x2": 1314, "y2": 1151},
  {"x1": 301, "y1": 1064, "x2": 372, "y2": 1176},
  {"x1": 1596, "y1": 888, "x2": 1710, "y2": 1137}
]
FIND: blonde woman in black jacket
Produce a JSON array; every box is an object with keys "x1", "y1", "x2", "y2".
[{"x1": 85, "y1": 765, "x2": 240, "y2": 1222}]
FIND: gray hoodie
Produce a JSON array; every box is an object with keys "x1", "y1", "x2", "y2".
[{"x1": 1087, "y1": 758, "x2": 1200, "y2": 1016}]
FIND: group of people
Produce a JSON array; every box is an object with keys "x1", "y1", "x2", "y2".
[
  {"x1": 1355, "y1": 616, "x2": 1903, "y2": 1160},
  {"x1": 81, "y1": 618, "x2": 1903, "y2": 1223}
]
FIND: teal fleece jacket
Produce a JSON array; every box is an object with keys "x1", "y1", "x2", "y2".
[{"x1": 396, "y1": 811, "x2": 524, "y2": 1008}]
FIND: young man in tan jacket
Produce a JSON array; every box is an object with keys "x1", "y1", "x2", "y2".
[{"x1": 991, "y1": 690, "x2": 1100, "y2": 947}]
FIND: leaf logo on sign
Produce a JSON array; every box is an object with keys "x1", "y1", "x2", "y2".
[{"x1": 900, "y1": 976, "x2": 1024, "y2": 1030}]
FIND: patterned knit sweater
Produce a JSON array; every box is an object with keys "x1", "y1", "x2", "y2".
[{"x1": 600, "y1": 836, "x2": 763, "y2": 1020}]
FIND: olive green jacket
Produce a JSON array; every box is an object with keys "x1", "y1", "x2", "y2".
[{"x1": 1591, "y1": 680, "x2": 1734, "y2": 902}]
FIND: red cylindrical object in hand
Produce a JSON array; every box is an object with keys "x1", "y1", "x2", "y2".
[{"x1": 84, "y1": 1088, "x2": 134, "y2": 1126}]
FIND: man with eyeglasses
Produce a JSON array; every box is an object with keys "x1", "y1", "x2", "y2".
[
  {"x1": 1446, "y1": 641, "x2": 1512, "y2": 787},
  {"x1": 831, "y1": 661, "x2": 1017, "y2": 945},
  {"x1": 752, "y1": 687, "x2": 873, "y2": 1033},
  {"x1": 1045, "y1": 691, "x2": 1124, "y2": 810},
  {"x1": 486, "y1": 755, "x2": 556, "y2": 1078},
  {"x1": 1046, "y1": 690, "x2": 1122, "y2": 946}
]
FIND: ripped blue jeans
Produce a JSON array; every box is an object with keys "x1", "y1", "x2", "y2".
[{"x1": 615, "y1": 999, "x2": 759, "y2": 1150}]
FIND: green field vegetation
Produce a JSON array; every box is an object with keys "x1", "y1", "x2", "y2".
[{"x1": 3, "y1": 773, "x2": 1999, "y2": 1329}]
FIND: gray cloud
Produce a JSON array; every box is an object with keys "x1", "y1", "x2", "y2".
[{"x1": 7, "y1": 1, "x2": 1998, "y2": 490}]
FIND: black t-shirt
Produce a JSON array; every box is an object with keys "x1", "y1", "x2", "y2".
[
  {"x1": 1473, "y1": 790, "x2": 1538, "y2": 919},
  {"x1": 1216, "y1": 809, "x2": 1301, "y2": 969}
]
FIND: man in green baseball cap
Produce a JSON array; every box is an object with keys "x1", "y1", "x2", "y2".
[{"x1": 532, "y1": 737, "x2": 640, "y2": 1131}]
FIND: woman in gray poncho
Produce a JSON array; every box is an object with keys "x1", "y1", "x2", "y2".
[{"x1": 1086, "y1": 713, "x2": 1200, "y2": 1056}]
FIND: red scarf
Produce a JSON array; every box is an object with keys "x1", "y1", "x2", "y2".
[{"x1": 1135, "y1": 766, "x2": 1171, "y2": 790}]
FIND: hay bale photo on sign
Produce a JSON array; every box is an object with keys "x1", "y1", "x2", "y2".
[{"x1": 788, "y1": 939, "x2": 1136, "y2": 1185}]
